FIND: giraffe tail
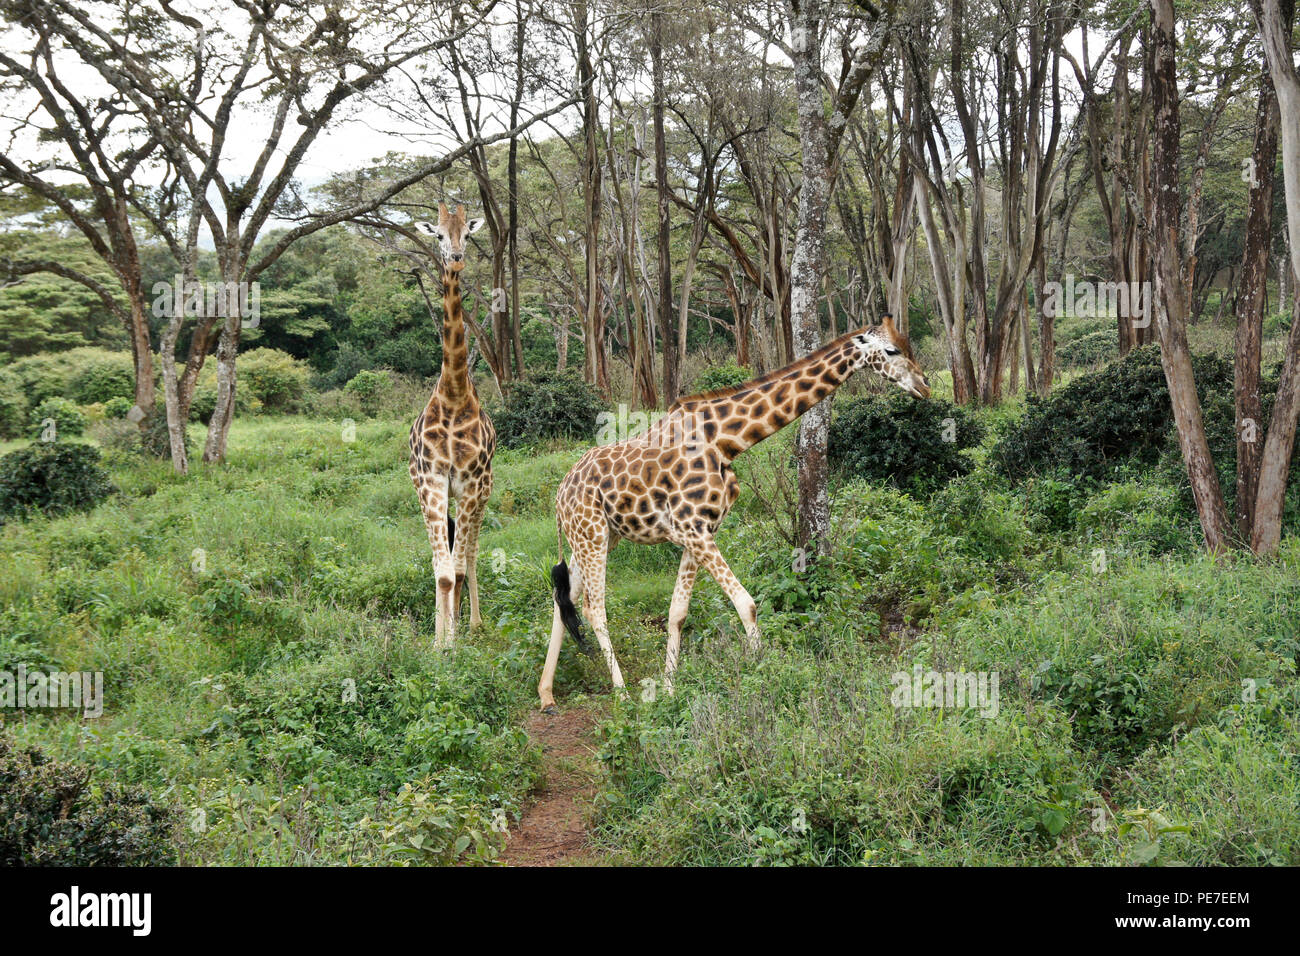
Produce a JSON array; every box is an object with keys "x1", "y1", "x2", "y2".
[
  {"x1": 551, "y1": 524, "x2": 594, "y2": 657},
  {"x1": 447, "y1": 516, "x2": 455, "y2": 553}
]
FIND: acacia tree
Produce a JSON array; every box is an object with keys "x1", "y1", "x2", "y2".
[
  {"x1": 781, "y1": 0, "x2": 892, "y2": 552},
  {"x1": 1246, "y1": 0, "x2": 1300, "y2": 554},
  {"x1": 6, "y1": 0, "x2": 574, "y2": 472},
  {"x1": 1148, "y1": 0, "x2": 1232, "y2": 550},
  {"x1": 0, "y1": 2, "x2": 166, "y2": 432}
]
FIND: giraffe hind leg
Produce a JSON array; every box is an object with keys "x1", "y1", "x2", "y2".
[
  {"x1": 451, "y1": 481, "x2": 488, "y2": 627},
  {"x1": 551, "y1": 558, "x2": 594, "y2": 656},
  {"x1": 663, "y1": 549, "x2": 698, "y2": 696}
]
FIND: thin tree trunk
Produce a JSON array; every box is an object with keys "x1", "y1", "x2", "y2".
[{"x1": 1149, "y1": 0, "x2": 1232, "y2": 551}]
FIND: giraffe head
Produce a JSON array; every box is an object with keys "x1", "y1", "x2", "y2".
[
  {"x1": 414, "y1": 203, "x2": 484, "y2": 272},
  {"x1": 851, "y1": 313, "x2": 931, "y2": 399}
]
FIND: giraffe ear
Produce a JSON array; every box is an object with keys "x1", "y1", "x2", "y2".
[
  {"x1": 413, "y1": 220, "x2": 438, "y2": 237},
  {"x1": 466, "y1": 217, "x2": 485, "y2": 235}
]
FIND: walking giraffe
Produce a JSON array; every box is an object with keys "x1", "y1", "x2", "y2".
[
  {"x1": 538, "y1": 314, "x2": 931, "y2": 712},
  {"x1": 409, "y1": 204, "x2": 494, "y2": 646}
]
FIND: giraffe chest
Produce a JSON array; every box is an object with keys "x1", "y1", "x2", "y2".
[{"x1": 409, "y1": 405, "x2": 495, "y2": 485}]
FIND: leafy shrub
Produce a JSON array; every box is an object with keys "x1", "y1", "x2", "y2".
[
  {"x1": 990, "y1": 346, "x2": 1230, "y2": 481},
  {"x1": 1019, "y1": 476, "x2": 1090, "y2": 534},
  {"x1": 26, "y1": 397, "x2": 87, "y2": 440},
  {"x1": 1057, "y1": 329, "x2": 1115, "y2": 368},
  {"x1": 238, "y1": 348, "x2": 311, "y2": 413},
  {"x1": 103, "y1": 396, "x2": 133, "y2": 419},
  {"x1": 492, "y1": 372, "x2": 606, "y2": 447},
  {"x1": 67, "y1": 351, "x2": 135, "y2": 404},
  {"x1": 828, "y1": 393, "x2": 983, "y2": 494},
  {"x1": 357, "y1": 776, "x2": 507, "y2": 865},
  {"x1": 0, "y1": 370, "x2": 26, "y2": 439},
  {"x1": 189, "y1": 367, "x2": 260, "y2": 422},
  {"x1": 314, "y1": 341, "x2": 368, "y2": 391},
  {"x1": 7, "y1": 348, "x2": 142, "y2": 405},
  {"x1": 344, "y1": 369, "x2": 394, "y2": 416},
  {"x1": 0, "y1": 737, "x2": 176, "y2": 865},
  {"x1": 1104, "y1": 701, "x2": 1300, "y2": 865},
  {"x1": 691, "y1": 362, "x2": 752, "y2": 394},
  {"x1": 0, "y1": 442, "x2": 115, "y2": 521},
  {"x1": 139, "y1": 409, "x2": 194, "y2": 460}
]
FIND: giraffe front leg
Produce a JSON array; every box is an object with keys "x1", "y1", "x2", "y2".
[
  {"x1": 686, "y1": 535, "x2": 760, "y2": 651},
  {"x1": 663, "y1": 549, "x2": 698, "y2": 697},
  {"x1": 420, "y1": 475, "x2": 455, "y2": 647},
  {"x1": 455, "y1": 479, "x2": 490, "y2": 627}
]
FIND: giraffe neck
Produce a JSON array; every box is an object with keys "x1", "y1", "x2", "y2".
[
  {"x1": 684, "y1": 332, "x2": 862, "y2": 461},
  {"x1": 436, "y1": 266, "x2": 471, "y2": 404}
]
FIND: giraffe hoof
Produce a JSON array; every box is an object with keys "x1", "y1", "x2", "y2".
[{"x1": 542, "y1": 704, "x2": 559, "y2": 716}]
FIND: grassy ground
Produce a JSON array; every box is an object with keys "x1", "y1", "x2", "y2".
[{"x1": 2, "y1": 407, "x2": 1298, "y2": 865}]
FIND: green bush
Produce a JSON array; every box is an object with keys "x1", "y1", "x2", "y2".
[
  {"x1": 0, "y1": 370, "x2": 26, "y2": 440},
  {"x1": 0, "y1": 736, "x2": 176, "y2": 866},
  {"x1": 103, "y1": 396, "x2": 133, "y2": 419},
  {"x1": 67, "y1": 351, "x2": 135, "y2": 404},
  {"x1": 990, "y1": 346, "x2": 1230, "y2": 481},
  {"x1": 26, "y1": 396, "x2": 87, "y2": 440},
  {"x1": 1057, "y1": 329, "x2": 1116, "y2": 368},
  {"x1": 189, "y1": 362, "x2": 261, "y2": 422},
  {"x1": 492, "y1": 372, "x2": 606, "y2": 448},
  {"x1": 691, "y1": 362, "x2": 752, "y2": 394},
  {"x1": 828, "y1": 393, "x2": 983, "y2": 494},
  {"x1": 0, "y1": 442, "x2": 115, "y2": 521},
  {"x1": 344, "y1": 369, "x2": 394, "y2": 416},
  {"x1": 7, "y1": 348, "x2": 141, "y2": 405},
  {"x1": 238, "y1": 348, "x2": 311, "y2": 413}
]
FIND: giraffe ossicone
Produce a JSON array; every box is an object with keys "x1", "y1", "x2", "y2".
[
  {"x1": 408, "y1": 202, "x2": 495, "y2": 647},
  {"x1": 537, "y1": 314, "x2": 931, "y2": 712}
]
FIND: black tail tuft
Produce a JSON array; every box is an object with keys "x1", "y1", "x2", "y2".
[
  {"x1": 447, "y1": 516, "x2": 456, "y2": 553},
  {"x1": 551, "y1": 560, "x2": 594, "y2": 657}
]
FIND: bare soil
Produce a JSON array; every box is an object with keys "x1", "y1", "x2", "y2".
[{"x1": 498, "y1": 706, "x2": 601, "y2": 867}]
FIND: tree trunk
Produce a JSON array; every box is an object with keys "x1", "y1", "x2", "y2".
[
  {"x1": 1148, "y1": 0, "x2": 1232, "y2": 551},
  {"x1": 651, "y1": 9, "x2": 678, "y2": 405},
  {"x1": 1234, "y1": 51, "x2": 1281, "y2": 539},
  {"x1": 1248, "y1": 0, "x2": 1300, "y2": 554},
  {"x1": 576, "y1": 0, "x2": 609, "y2": 397},
  {"x1": 789, "y1": 6, "x2": 832, "y2": 553}
]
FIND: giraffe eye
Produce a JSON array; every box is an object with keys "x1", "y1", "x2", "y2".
[{"x1": 885, "y1": 346, "x2": 900, "y2": 356}]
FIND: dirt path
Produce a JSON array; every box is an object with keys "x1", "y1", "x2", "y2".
[{"x1": 498, "y1": 706, "x2": 601, "y2": 867}]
